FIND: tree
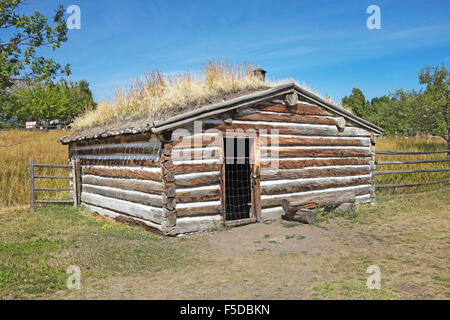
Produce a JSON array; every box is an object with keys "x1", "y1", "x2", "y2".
[
  {"x1": 0, "y1": 0, "x2": 70, "y2": 92},
  {"x1": 413, "y1": 64, "x2": 450, "y2": 154},
  {"x1": 341, "y1": 88, "x2": 368, "y2": 118},
  {"x1": 378, "y1": 90, "x2": 417, "y2": 135},
  {"x1": 2, "y1": 79, "x2": 96, "y2": 124}
]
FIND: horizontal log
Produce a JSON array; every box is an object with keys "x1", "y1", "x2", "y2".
[
  {"x1": 71, "y1": 132, "x2": 155, "y2": 148},
  {"x1": 75, "y1": 154, "x2": 158, "y2": 161},
  {"x1": 78, "y1": 157, "x2": 160, "y2": 167},
  {"x1": 81, "y1": 192, "x2": 163, "y2": 223},
  {"x1": 82, "y1": 184, "x2": 163, "y2": 207},
  {"x1": 261, "y1": 175, "x2": 371, "y2": 195},
  {"x1": 260, "y1": 185, "x2": 371, "y2": 207},
  {"x1": 261, "y1": 165, "x2": 370, "y2": 180},
  {"x1": 83, "y1": 203, "x2": 163, "y2": 232},
  {"x1": 175, "y1": 171, "x2": 221, "y2": 188},
  {"x1": 282, "y1": 200, "x2": 317, "y2": 215},
  {"x1": 282, "y1": 209, "x2": 317, "y2": 224},
  {"x1": 176, "y1": 186, "x2": 221, "y2": 203},
  {"x1": 375, "y1": 168, "x2": 450, "y2": 175},
  {"x1": 260, "y1": 135, "x2": 370, "y2": 147},
  {"x1": 283, "y1": 190, "x2": 357, "y2": 210},
  {"x1": 172, "y1": 147, "x2": 220, "y2": 161},
  {"x1": 261, "y1": 146, "x2": 370, "y2": 158},
  {"x1": 70, "y1": 143, "x2": 160, "y2": 157},
  {"x1": 175, "y1": 215, "x2": 222, "y2": 234},
  {"x1": 261, "y1": 157, "x2": 371, "y2": 169},
  {"x1": 223, "y1": 217, "x2": 257, "y2": 227},
  {"x1": 82, "y1": 165, "x2": 161, "y2": 181},
  {"x1": 174, "y1": 160, "x2": 221, "y2": 174},
  {"x1": 176, "y1": 201, "x2": 221, "y2": 217},
  {"x1": 355, "y1": 194, "x2": 371, "y2": 204},
  {"x1": 256, "y1": 103, "x2": 333, "y2": 116},
  {"x1": 376, "y1": 179, "x2": 450, "y2": 188},
  {"x1": 261, "y1": 206, "x2": 284, "y2": 220},
  {"x1": 203, "y1": 120, "x2": 371, "y2": 137},
  {"x1": 173, "y1": 134, "x2": 221, "y2": 149},
  {"x1": 376, "y1": 150, "x2": 450, "y2": 155},
  {"x1": 234, "y1": 109, "x2": 338, "y2": 125},
  {"x1": 82, "y1": 175, "x2": 163, "y2": 195},
  {"x1": 375, "y1": 159, "x2": 450, "y2": 165}
]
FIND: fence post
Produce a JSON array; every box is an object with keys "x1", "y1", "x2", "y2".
[
  {"x1": 29, "y1": 157, "x2": 34, "y2": 211},
  {"x1": 71, "y1": 159, "x2": 78, "y2": 207},
  {"x1": 75, "y1": 158, "x2": 81, "y2": 206},
  {"x1": 369, "y1": 134, "x2": 376, "y2": 202}
]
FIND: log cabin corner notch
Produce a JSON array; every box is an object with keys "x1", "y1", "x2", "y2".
[{"x1": 60, "y1": 81, "x2": 383, "y2": 235}]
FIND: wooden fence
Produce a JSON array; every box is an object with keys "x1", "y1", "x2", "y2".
[
  {"x1": 29, "y1": 157, "x2": 81, "y2": 211},
  {"x1": 375, "y1": 150, "x2": 450, "y2": 189}
]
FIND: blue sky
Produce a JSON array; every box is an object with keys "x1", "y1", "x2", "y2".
[{"x1": 25, "y1": 0, "x2": 450, "y2": 103}]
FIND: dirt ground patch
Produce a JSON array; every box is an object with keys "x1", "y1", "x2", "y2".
[{"x1": 52, "y1": 189, "x2": 449, "y2": 300}]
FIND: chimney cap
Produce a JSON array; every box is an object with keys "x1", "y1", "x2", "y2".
[{"x1": 253, "y1": 67, "x2": 267, "y2": 81}]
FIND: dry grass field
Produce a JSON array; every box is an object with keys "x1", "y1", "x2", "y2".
[
  {"x1": 0, "y1": 130, "x2": 69, "y2": 207},
  {"x1": 376, "y1": 136, "x2": 450, "y2": 193}
]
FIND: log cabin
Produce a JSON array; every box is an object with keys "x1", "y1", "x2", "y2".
[{"x1": 60, "y1": 70, "x2": 383, "y2": 235}]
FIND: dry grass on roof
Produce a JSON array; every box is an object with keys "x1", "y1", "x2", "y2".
[{"x1": 72, "y1": 60, "x2": 275, "y2": 130}]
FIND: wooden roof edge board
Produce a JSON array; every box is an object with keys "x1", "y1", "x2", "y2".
[
  {"x1": 291, "y1": 84, "x2": 384, "y2": 134},
  {"x1": 60, "y1": 82, "x2": 383, "y2": 144}
]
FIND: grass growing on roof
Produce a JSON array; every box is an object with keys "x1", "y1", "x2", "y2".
[{"x1": 72, "y1": 60, "x2": 271, "y2": 130}]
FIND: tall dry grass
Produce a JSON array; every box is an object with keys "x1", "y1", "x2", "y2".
[
  {"x1": 0, "y1": 130, "x2": 69, "y2": 207},
  {"x1": 376, "y1": 135, "x2": 450, "y2": 193},
  {"x1": 72, "y1": 60, "x2": 269, "y2": 130}
]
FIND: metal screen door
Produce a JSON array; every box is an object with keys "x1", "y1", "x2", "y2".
[{"x1": 223, "y1": 137, "x2": 253, "y2": 221}]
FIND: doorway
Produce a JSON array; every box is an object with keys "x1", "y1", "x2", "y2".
[{"x1": 223, "y1": 137, "x2": 253, "y2": 221}]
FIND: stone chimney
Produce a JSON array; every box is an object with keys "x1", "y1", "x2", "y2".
[{"x1": 253, "y1": 67, "x2": 267, "y2": 81}]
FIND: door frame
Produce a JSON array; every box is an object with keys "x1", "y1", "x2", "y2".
[{"x1": 220, "y1": 131, "x2": 261, "y2": 226}]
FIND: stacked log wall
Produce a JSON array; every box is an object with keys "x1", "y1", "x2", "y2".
[
  {"x1": 171, "y1": 97, "x2": 375, "y2": 228},
  {"x1": 224, "y1": 99, "x2": 374, "y2": 220},
  {"x1": 172, "y1": 131, "x2": 223, "y2": 233},
  {"x1": 68, "y1": 133, "x2": 165, "y2": 232},
  {"x1": 254, "y1": 100, "x2": 372, "y2": 218}
]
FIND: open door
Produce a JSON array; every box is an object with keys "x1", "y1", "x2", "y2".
[{"x1": 222, "y1": 136, "x2": 260, "y2": 225}]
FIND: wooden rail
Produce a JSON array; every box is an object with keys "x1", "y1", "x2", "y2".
[
  {"x1": 376, "y1": 150, "x2": 450, "y2": 155},
  {"x1": 375, "y1": 150, "x2": 450, "y2": 189},
  {"x1": 375, "y1": 168, "x2": 450, "y2": 175},
  {"x1": 375, "y1": 159, "x2": 450, "y2": 165},
  {"x1": 29, "y1": 157, "x2": 81, "y2": 211}
]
